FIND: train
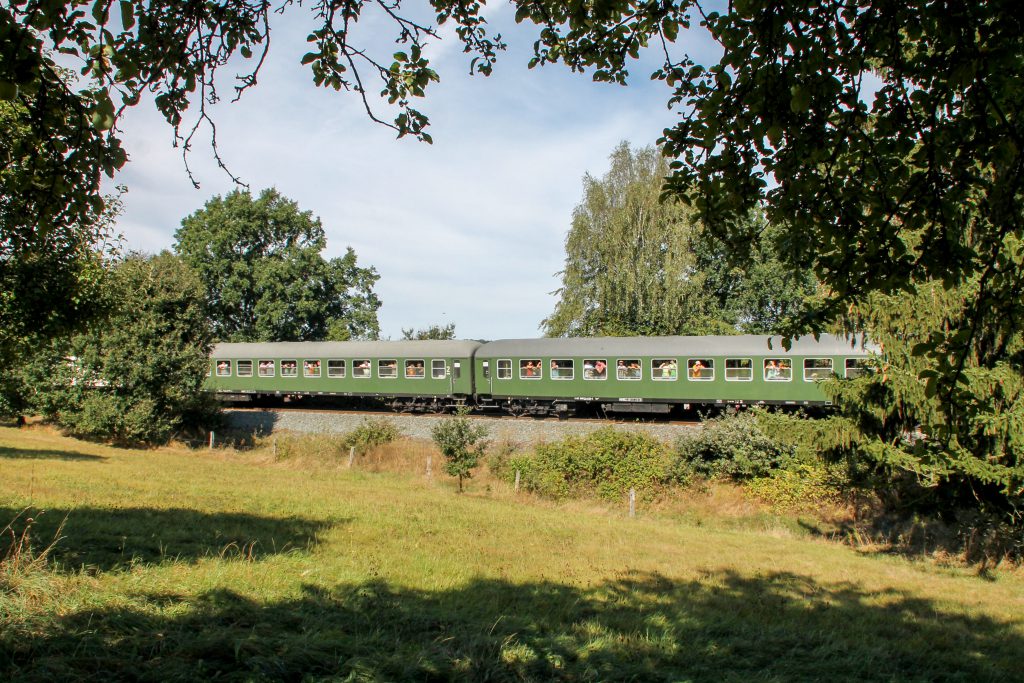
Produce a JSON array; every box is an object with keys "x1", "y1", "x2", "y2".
[{"x1": 206, "y1": 334, "x2": 872, "y2": 416}]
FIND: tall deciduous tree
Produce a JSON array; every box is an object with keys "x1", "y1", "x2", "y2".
[
  {"x1": 544, "y1": 142, "x2": 814, "y2": 337},
  {"x1": 27, "y1": 252, "x2": 217, "y2": 444},
  {"x1": 175, "y1": 189, "x2": 381, "y2": 342}
]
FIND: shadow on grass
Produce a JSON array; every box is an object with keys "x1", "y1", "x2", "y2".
[
  {"x1": 0, "y1": 445, "x2": 106, "y2": 461},
  {"x1": 2, "y1": 570, "x2": 1020, "y2": 681},
  {"x1": 0, "y1": 506, "x2": 337, "y2": 572}
]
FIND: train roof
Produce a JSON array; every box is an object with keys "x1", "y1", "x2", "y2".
[
  {"x1": 476, "y1": 334, "x2": 872, "y2": 358},
  {"x1": 212, "y1": 339, "x2": 483, "y2": 358}
]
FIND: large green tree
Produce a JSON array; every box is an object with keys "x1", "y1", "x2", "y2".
[
  {"x1": 543, "y1": 142, "x2": 815, "y2": 337},
  {"x1": 27, "y1": 252, "x2": 217, "y2": 444},
  {"x1": 175, "y1": 188, "x2": 381, "y2": 342}
]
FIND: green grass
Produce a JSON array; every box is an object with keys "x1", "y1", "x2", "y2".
[{"x1": 2, "y1": 425, "x2": 1023, "y2": 681}]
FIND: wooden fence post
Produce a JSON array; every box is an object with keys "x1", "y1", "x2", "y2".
[
  {"x1": 209, "y1": 431, "x2": 215, "y2": 449},
  {"x1": 629, "y1": 488, "x2": 636, "y2": 518},
  {"x1": 514, "y1": 469, "x2": 521, "y2": 493},
  {"x1": 426, "y1": 455, "x2": 432, "y2": 478},
  {"x1": 347, "y1": 446, "x2": 355, "y2": 468}
]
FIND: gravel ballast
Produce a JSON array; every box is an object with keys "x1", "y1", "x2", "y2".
[{"x1": 224, "y1": 408, "x2": 698, "y2": 444}]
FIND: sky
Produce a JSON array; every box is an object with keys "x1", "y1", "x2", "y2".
[{"x1": 107, "y1": 3, "x2": 720, "y2": 341}]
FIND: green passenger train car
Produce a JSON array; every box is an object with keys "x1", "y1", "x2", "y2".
[
  {"x1": 472, "y1": 335, "x2": 871, "y2": 415},
  {"x1": 207, "y1": 340, "x2": 481, "y2": 411}
]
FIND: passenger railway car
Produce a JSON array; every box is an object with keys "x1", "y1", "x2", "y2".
[
  {"x1": 208, "y1": 340, "x2": 481, "y2": 411},
  {"x1": 473, "y1": 335, "x2": 870, "y2": 416},
  {"x1": 206, "y1": 334, "x2": 871, "y2": 415}
]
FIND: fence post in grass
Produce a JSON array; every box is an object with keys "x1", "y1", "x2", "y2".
[
  {"x1": 514, "y1": 469, "x2": 521, "y2": 493},
  {"x1": 347, "y1": 446, "x2": 355, "y2": 468},
  {"x1": 272, "y1": 438, "x2": 277, "y2": 459},
  {"x1": 426, "y1": 454, "x2": 432, "y2": 478},
  {"x1": 209, "y1": 431, "x2": 215, "y2": 449},
  {"x1": 629, "y1": 487, "x2": 636, "y2": 518}
]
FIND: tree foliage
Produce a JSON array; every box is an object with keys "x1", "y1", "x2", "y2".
[
  {"x1": 431, "y1": 409, "x2": 488, "y2": 492},
  {"x1": 27, "y1": 252, "x2": 218, "y2": 444},
  {"x1": 401, "y1": 323, "x2": 456, "y2": 340},
  {"x1": 543, "y1": 142, "x2": 815, "y2": 337},
  {"x1": 0, "y1": 94, "x2": 116, "y2": 370},
  {"x1": 826, "y1": 282, "x2": 1023, "y2": 520},
  {"x1": 175, "y1": 188, "x2": 381, "y2": 342}
]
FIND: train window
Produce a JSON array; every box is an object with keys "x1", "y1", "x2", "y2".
[
  {"x1": 258, "y1": 360, "x2": 275, "y2": 377},
  {"x1": 688, "y1": 359, "x2": 714, "y2": 381},
  {"x1": 616, "y1": 359, "x2": 641, "y2": 380},
  {"x1": 405, "y1": 360, "x2": 425, "y2": 378},
  {"x1": 845, "y1": 358, "x2": 869, "y2": 378},
  {"x1": 215, "y1": 360, "x2": 231, "y2": 376},
  {"x1": 763, "y1": 358, "x2": 792, "y2": 381},
  {"x1": 804, "y1": 358, "x2": 834, "y2": 381},
  {"x1": 328, "y1": 360, "x2": 346, "y2": 378},
  {"x1": 550, "y1": 359, "x2": 574, "y2": 380},
  {"x1": 725, "y1": 358, "x2": 752, "y2": 382},
  {"x1": 652, "y1": 358, "x2": 678, "y2": 381},
  {"x1": 303, "y1": 360, "x2": 321, "y2": 378},
  {"x1": 520, "y1": 359, "x2": 542, "y2": 379},
  {"x1": 497, "y1": 359, "x2": 512, "y2": 379},
  {"x1": 378, "y1": 359, "x2": 398, "y2": 379},
  {"x1": 237, "y1": 360, "x2": 253, "y2": 377},
  {"x1": 432, "y1": 360, "x2": 447, "y2": 379},
  {"x1": 583, "y1": 359, "x2": 607, "y2": 380},
  {"x1": 353, "y1": 360, "x2": 371, "y2": 378},
  {"x1": 281, "y1": 360, "x2": 298, "y2": 377}
]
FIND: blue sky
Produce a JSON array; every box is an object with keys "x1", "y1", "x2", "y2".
[{"x1": 108, "y1": 3, "x2": 719, "y2": 340}]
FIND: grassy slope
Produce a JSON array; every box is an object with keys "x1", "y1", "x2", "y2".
[{"x1": 2, "y1": 426, "x2": 1023, "y2": 682}]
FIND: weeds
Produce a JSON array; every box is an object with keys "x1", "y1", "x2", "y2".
[{"x1": 1, "y1": 509, "x2": 65, "y2": 592}]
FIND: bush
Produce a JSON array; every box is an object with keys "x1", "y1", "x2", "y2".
[
  {"x1": 509, "y1": 427, "x2": 672, "y2": 502},
  {"x1": 431, "y1": 411, "x2": 489, "y2": 492},
  {"x1": 673, "y1": 410, "x2": 795, "y2": 482},
  {"x1": 745, "y1": 461, "x2": 849, "y2": 513},
  {"x1": 342, "y1": 418, "x2": 402, "y2": 454}
]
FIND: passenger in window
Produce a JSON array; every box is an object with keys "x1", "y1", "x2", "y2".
[
  {"x1": 217, "y1": 361, "x2": 229, "y2": 374},
  {"x1": 691, "y1": 360, "x2": 705, "y2": 378},
  {"x1": 595, "y1": 360, "x2": 607, "y2": 378},
  {"x1": 766, "y1": 360, "x2": 779, "y2": 379},
  {"x1": 629, "y1": 361, "x2": 640, "y2": 378},
  {"x1": 660, "y1": 360, "x2": 677, "y2": 379},
  {"x1": 617, "y1": 360, "x2": 627, "y2": 378}
]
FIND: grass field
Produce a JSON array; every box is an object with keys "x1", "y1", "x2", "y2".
[{"x1": 2, "y1": 424, "x2": 1023, "y2": 681}]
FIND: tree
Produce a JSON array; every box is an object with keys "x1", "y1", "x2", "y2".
[
  {"x1": 543, "y1": 142, "x2": 815, "y2": 337},
  {"x1": 696, "y1": 221, "x2": 820, "y2": 336},
  {"x1": 543, "y1": 142, "x2": 727, "y2": 338},
  {"x1": 28, "y1": 252, "x2": 218, "y2": 444},
  {"x1": 431, "y1": 410, "x2": 488, "y2": 493},
  {"x1": 401, "y1": 323, "x2": 456, "y2": 340},
  {"x1": 175, "y1": 189, "x2": 381, "y2": 342},
  {"x1": 0, "y1": 94, "x2": 116, "y2": 372},
  {"x1": 825, "y1": 282, "x2": 1023, "y2": 521}
]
